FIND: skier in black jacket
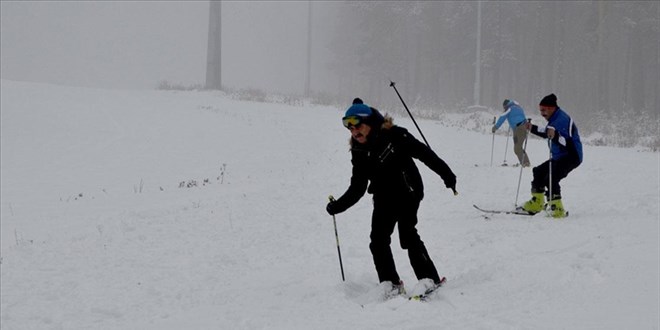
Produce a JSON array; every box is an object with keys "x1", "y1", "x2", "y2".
[{"x1": 326, "y1": 98, "x2": 456, "y2": 297}]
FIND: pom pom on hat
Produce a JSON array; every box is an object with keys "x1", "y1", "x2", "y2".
[
  {"x1": 345, "y1": 98, "x2": 372, "y2": 118},
  {"x1": 539, "y1": 93, "x2": 558, "y2": 107},
  {"x1": 342, "y1": 97, "x2": 384, "y2": 128}
]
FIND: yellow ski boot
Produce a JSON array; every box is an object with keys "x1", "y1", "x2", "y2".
[
  {"x1": 548, "y1": 198, "x2": 567, "y2": 218},
  {"x1": 521, "y1": 192, "x2": 545, "y2": 214}
]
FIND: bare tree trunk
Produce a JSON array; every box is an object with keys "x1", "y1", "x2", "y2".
[
  {"x1": 596, "y1": 1, "x2": 610, "y2": 113},
  {"x1": 473, "y1": 0, "x2": 482, "y2": 106},
  {"x1": 489, "y1": 2, "x2": 502, "y2": 107},
  {"x1": 304, "y1": 1, "x2": 312, "y2": 97},
  {"x1": 526, "y1": 2, "x2": 543, "y2": 106},
  {"x1": 205, "y1": 1, "x2": 222, "y2": 90},
  {"x1": 629, "y1": 24, "x2": 645, "y2": 113},
  {"x1": 553, "y1": 2, "x2": 566, "y2": 98}
]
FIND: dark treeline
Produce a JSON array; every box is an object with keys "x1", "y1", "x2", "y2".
[{"x1": 327, "y1": 1, "x2": 658, "y2": 134}]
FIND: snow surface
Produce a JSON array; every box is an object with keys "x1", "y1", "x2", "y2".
[{"x1": 1, "y1": 80, "x2": 658, "y2": 329}]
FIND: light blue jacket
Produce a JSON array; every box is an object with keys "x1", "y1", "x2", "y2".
[{"x1": 495, "y1": 101, "x2": 526, "y2": 130}]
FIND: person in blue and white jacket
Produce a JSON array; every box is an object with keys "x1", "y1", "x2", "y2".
[
  {"x1": 520, "y1": 93, "x2": 583, "y2": 218},
  {"x1": 492, "y1": 99, "x2": 531, "y2": 167}
]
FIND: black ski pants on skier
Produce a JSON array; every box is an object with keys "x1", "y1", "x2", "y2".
[
  {"x1": 369, "y1": 195, "x2": 440, "y2": 284},
  {"x1": 531, "y1": 157, "x2": 579, "y2": 198}
]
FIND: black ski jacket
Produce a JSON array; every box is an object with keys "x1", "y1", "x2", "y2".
[{"x1": 332, "y1": 125, "x2": 455, "y2": 213}]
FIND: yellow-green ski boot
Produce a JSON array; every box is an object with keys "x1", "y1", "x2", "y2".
[
  {"x1": 548, "y1": 198, "x2": 567, "y2": 218},
  {"x1": 521, "y1": 192, "x2": 545, "y2": 214}
]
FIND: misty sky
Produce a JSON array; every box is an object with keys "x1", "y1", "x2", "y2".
[{"x1": 1, "y1": 1, "x2": 338, "y2": 94}]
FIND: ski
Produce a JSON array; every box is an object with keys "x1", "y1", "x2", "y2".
[
  {"x1": 472, "y1": 204, "x2": 535, "y2": 216},
  {"x1": 473, "y1": 204, "x2": 569, "y2": 218},
  {"x1": 408, "y1": 277, "x2": 446, "y2": 302}
]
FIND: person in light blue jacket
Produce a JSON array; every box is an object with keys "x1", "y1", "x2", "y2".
[
  {"x1": 520, "y1": 93, "x2": 582, "y2": 218},
  {"x1": 492, "y1": 99, "x2": 530, "y2": 167}
]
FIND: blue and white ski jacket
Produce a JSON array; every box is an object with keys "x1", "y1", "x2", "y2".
[
  {"x1": 531, "y1": 107, "x2": 583, "y2": 164},
  {"x1": 495, "y1": 100, "x2": 527, "y2": 130}
]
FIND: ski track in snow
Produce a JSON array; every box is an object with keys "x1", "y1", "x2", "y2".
[{"x1": 1, "y1": 80, "x2": 658, "y2": 329}]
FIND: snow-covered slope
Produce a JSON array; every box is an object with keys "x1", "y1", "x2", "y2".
[{"x1": 1, "y1": 80, "x2": 658, "y2": 329}]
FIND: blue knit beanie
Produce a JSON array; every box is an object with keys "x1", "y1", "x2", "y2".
[{"x1": 344, "y1": 103, "x2": 372, "y2": 118}]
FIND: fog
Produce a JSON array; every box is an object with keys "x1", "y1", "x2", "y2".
[
  {"x1": 2, "y1": 1, "x2": 659, "y2": 140},
  {"x1": 1, "y1": 1, "x2": 339, "y2": 93}
]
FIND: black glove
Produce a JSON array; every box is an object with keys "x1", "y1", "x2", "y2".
[
  {"x1": 326, "y1": 201, "x2": 339, "y2": 215},
  {"x1": 444, "y1": 176, "x2": 457, "y2": 191}
]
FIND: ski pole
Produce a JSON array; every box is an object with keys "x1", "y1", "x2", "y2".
[
  {"x1": 389, "y1": 81, "x2": 431, "y2": 148},
  {"x1": 547, "y1": 139, "x2": 553, "y2": 209},
  {"x1": 328, "y1": 195, "x2": 345, "y2": 281},
  {"x1": 389, "y1": 81, "x2": 457, "y2": 195},
  {"x1": 515, "y1": 119, "x2": 531, "y2": 207},
  {"x1": 490, "y1": 116, "x2": 496, "y2": 167},
  {"x1": 503, "y1": 126, "x2": 510, "y2": 165}
]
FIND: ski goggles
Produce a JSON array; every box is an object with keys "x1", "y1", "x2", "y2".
[{"x1": 342, "y1": 115, "x2": 364, "y2": 129}]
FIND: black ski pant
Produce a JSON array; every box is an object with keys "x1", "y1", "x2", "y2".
[
  {"x1": 369, "y1": 195, "x2": 440, "y2": 284},
  {"x1": 531, "y1": 157, "x2": 579, "y2": 198}
]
